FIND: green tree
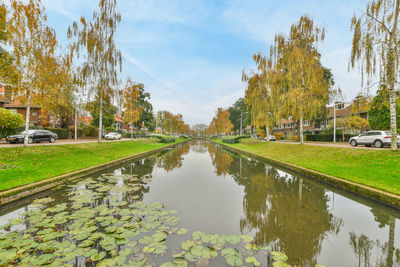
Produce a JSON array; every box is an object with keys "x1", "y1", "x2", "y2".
[
  {"x1": 368, "y1": 86, "x2": 400, "y2": 131},
  {"x1": 134, "y1": 85, "x2": 154, "y2": 131},
  {"x1": 350, "y1": 0, "x2": 400, "y2": 150},
  {"x1": 0, "y1": 107, "x2": 24, "y2": 137},
  {"x1": 228, "y1": 98, "x2": 251, "y2": 134},
  {"x1": 347, "y1": 116, "x2": 370, "y2": 134},
  {"x1": 68, "y1": 0, "x2": 122, "y2": 142},
  {"x1": 87, "y1": 96, "x2": 117, "y2": 129}
]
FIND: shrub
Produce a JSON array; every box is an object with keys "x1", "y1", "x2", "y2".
[
  {"x1": 222, "y1": 135, "x2": 250, "y2": 144},
  {"x1": 136, "y1": 137, "x2": 160, "y2": 144},
  {"x1": 151, "y1": 135, "x2": 176, "y2": 143},
  {"x1": 0, "y1": 108, "x2": 25, "y2": 138},
  {"x1": 104, "y1": 126, "x2": 116, "y2": 133},
  {"x1": 45, "y1": 128, "x2": 70, "y2": 139},
  {"x1": 239, "y1": 137, "x2": 260, "y2": 144},
  {"x1": 69, "y1": 126, "x2": 84, "y2": 138},
  {"x1": 304, "y1": 134, "x2": 355, "y2": 142},
  {"x1": 274, "y1": 133, "x2": 284, "y2": 140},
  {"x1": 82, "y1": 125, "x2": 99, "y2": 137},
  {"x1": 291, "y1": 135, "x2": 298, "y2": 141}
]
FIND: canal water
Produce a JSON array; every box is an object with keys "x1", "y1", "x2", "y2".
[{"x1": 1, "y1": 140, "x2": 399, "y2": 266}]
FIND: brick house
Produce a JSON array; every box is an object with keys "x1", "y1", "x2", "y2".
[
  {"x1": 4, "y1": 95, "x2": 42, "y2": 124},
  {"x1": 273, "y1": 97, "x2": 370, "y2": 135}
]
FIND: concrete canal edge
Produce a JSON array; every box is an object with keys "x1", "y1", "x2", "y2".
[
  {"x1": 0, "y1": 140, "x2": 188, "y2": 206},
  {"x1": 210, "y1": 140, "x2": 400, "y2": 209}
]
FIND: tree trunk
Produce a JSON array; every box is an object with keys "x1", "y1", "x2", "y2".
[
  {"x1": 266, "y1": 126, "x2": 270, "y2": 141},
  {"x1": 388, "y1": 0, "x2": 400, "y2": 151},
  {"x1": 23, "y1": 90, "x2": 31, "y2": 147},
  {"x1": 299, "y1": 114, "x2": 304, "y2": 144},
  {"x1": 98, "y1": 94, "x2": 103, "y2": 143}
]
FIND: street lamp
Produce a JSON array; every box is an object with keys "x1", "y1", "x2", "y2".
[{"x1": 240, "y1": 112, "x2": 249, "y2": 136}]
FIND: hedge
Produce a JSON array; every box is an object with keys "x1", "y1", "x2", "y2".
[
  {"x1": 305, "y1": 134, "x2": 355, "y2": 142},
  {"x1": 151, "y1": 135, "x2": 176, "y2": 143},
  {"x1": 45, "y1": 128, "x2": 70, "y2": 139},
  {"x1": 69, "y1": 127, "x2": 85, "y2": 138},
  {"x1": 82, "y1": 125, "x2": 99, "y2": 137},
  {"x1": 222, "y1": 135, "x2": 250, "y2": 144}
]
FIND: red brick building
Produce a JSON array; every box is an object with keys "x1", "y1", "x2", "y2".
[
  {"x1": 4, "y1": 95, "x2": 42, "y2": 124},
  {"x1": 0, "y1": 87, "x2": 11, "y2": 108}
]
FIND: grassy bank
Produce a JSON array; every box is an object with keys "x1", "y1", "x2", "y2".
[
  {"x1": 0, "y1": 139, "x2": 185, "y2": 191},
  {"x1": 214, "y1": 139, "x2": 400, "y2": 195}
]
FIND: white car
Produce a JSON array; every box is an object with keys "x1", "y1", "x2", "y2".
[
  {"x1": 265, "y1": 135, "x2": 276, "y2": 141},
  {"x1": 349, "y1": 130, "x2": 400, "y2": 148},
  {"x1": 104, "y1": 132, "x2": 122, "y2": 140}
]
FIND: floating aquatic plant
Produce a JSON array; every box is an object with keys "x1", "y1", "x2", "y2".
[{"x1": 0, "y1": 174, "x2": 301, "y2": 267}]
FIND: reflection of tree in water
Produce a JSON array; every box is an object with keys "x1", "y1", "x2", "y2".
[
  {"x1": 207, "y1": 143, "x2": 233, "y2": 176},
  {"x1": 353, "y1": 208, "x2": 400, "y2": 267},
  {"x1": 228, "y1": 155, "x2": 343, "y2": 266},
  {"x1": 156, "y1": 143, "x2": 190, "y2": 172},
  {"x1": 190, "y1": 140, "x2": 208, "y2": 153}
]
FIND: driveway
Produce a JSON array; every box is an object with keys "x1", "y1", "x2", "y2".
[
  {"x1": 275, "y1": 140, "x2": 388, "y2": 150},
  {"x1": 0, "y1": 138, "x2": 137, "y2": 148}
]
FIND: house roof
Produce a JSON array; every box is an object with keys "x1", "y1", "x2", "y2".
[
  {"x1": 78, "y1": 116, "x2": 93, "y2": 124},
  {"x1": 4, "y1": 95, "x2": 41, "y2": 108},
  {"x1": 0, "y1": 94, "x2": 10, "y2": 103},
  {"x1": 114, "y1": 116, "x2": 124, "y2": 123}
]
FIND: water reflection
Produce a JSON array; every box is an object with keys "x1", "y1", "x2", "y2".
[{"x1": 1, "y1": 140, "x2": 400, "y2": 267}]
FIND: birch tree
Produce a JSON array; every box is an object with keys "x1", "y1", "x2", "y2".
[
  {"x1": 350, "y1": 0, "x2": 400, "y2": 150},
  {"x1": 7, "y1": 0, "x2": 57, "y2": 146},
  {"x1": 273, "y1": 16, "x2": 330, "y2": 144},
  {"x1": 68, "y1": 0, "x2": 122, "y2": 142}
]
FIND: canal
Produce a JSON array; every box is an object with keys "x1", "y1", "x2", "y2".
[{"x1": 0, "y1": 140, "x2": 399, "y2": 266}]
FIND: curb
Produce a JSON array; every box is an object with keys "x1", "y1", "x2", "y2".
[
  {"x1": 0, "y1": 140, "x2": 187, "y2": 205},
  {"x1": 210, "y1": 140, "x2": 400, "y2": 209}
]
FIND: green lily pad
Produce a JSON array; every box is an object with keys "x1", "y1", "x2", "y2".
[
  {"x1": 246, "y1": 256, "x2": 261, "y2": 266},
  {"x1": 91, "y1": 251, "x2": 106, "y2": 261},
  {"x1": 271, "y1": 251, "x2": 288, "y2": 262}
]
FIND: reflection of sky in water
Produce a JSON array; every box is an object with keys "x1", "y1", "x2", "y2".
[{"x1": 0, "y1": 140, "x2": 399, "y2": 267}]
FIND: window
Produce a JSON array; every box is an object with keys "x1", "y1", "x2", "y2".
[
  {"x1": 336, "y1": 103, "x2": 345, "y2": 109},
  {"x1": 9, "y1": 109, "x2": 17, "y2": 114},
  {"x1": 304, "y1": 120, "x2": 311, "y2": 126}
]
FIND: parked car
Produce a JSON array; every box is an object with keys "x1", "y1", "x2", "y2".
[
  {"x1": 349, "y1": 130, "x2": 400, "y2": 148},
  {"x1": 104, "y1": 132, "x2": 122, "y2": 140},
  {"x1": 6, "y1": 130, "x2": 58, "y2": 144},
  {"x1": 265, "y1": 135, "x2": 276, "y2": 141}
]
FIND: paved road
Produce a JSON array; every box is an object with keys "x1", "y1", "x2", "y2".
[
  {"x1": 0, "y1": 138, "x2": 136, "y2": 148},
  {"x1": 276, "y1": 140, "x2": 388, "y2": 150}
]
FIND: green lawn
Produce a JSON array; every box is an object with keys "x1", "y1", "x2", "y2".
[
  {"x1": 215, "y1": 139, "x2": 400, "y2": 195},
  {"x1": 0, "y1": 139, "x2": 185, "y2": 192}
]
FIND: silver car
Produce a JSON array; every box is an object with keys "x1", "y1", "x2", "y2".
[
  {"x1": 349, "y1": 130, "x2": 400, "y2": 148},
  {"x1": 104, "y1": 132, "x2": 122, "y2": 140},
  {"x1": 265, "y1": 135, "x2": 276, "y2": 141}
]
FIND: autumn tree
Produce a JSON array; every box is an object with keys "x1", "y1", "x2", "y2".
[
  {"x1": 347, "y1": 116, "x2": 370, "y2": 134},
  {"x1": 0, "y1": 4, "x2": 18, "y2": 85},
  {"x1": 7, "y1": 0, "x2": 58, "y2": 146},
  {"x1": 68, "y1": 0, "x2": 122, "y2": 142},
  {"x1": 272, "y1": 16, "x2": 330, "y2": 144},
  {"x1": 213, "y1": 108, "x2": 233, "y2": 136},
  {"x1": 123, "y1": 79, "x2": 142, "y2": 137},
  {"x1": 350, "y1": 0, "x2": 400, "y2": 150}
]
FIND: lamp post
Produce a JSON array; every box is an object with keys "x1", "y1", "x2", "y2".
[{"x1": 240, "y1": 112, "x2": 249, "y2": 136}]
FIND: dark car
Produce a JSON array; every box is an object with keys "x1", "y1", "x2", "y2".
[{"x1": 6, "y1": 130, "x2": 58, "y2": 144}]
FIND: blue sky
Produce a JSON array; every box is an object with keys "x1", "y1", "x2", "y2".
[{"x1": 42, "y1": 0, "x2": 370, "y2": 125}]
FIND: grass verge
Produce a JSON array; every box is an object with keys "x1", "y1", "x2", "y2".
[
  {"x1": 213, "y1": 139, "x2": 400, "y2": 195},
  {"x1": 0, "y1": 139, "x2": 185, "y2": 191}
]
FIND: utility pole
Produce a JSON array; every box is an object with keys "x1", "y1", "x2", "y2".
[
  {"x1": 74, "y1": 105, "x2": 78, "y2": 141},
  {"x1": 333, "y1": 102, "x2": 336, "y2": 143}
]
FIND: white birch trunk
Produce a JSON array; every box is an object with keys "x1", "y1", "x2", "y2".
[
  {"x1": 299, "y1": 114, "x2": 304, "y2": 144},
  {"x1": 98, "y1": 94, "x2": 103, "y2": 143},
  {"x1": 23, "y1": 90, "x2": 31, "y2": 147},
  {"x1": 266, "y1": 126, "x2": 269, "y2": 141}
]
